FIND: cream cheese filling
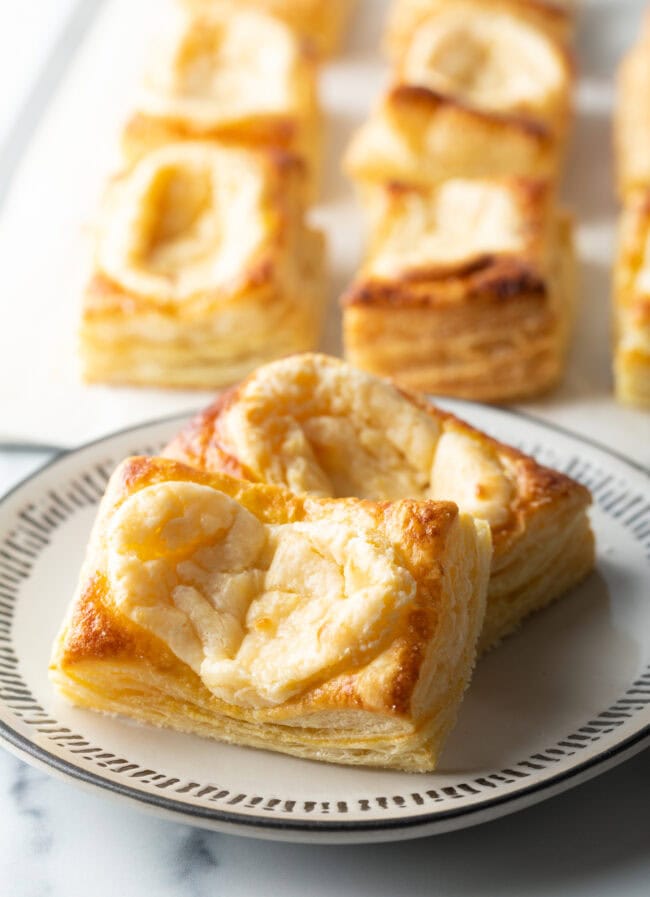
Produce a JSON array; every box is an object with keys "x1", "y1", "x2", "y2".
[
  {"x1": 218, "y1": 357, "x2": 514, "y2": 527},
  {"x1": 97, "y1": 143, "x2": 267, "y2": 303},
  {"x1": 402, "y1": 9, "x2": 564, "y2": 116},
  {"x1": 367, "y1": 180, "x2": 526, "y2": 278},
  {"x1": 107, "y1": 481, "x2": 416, "y2": 708},
  {"x1": 137, "y1": 8, "x2": 299, "y2": 127}
]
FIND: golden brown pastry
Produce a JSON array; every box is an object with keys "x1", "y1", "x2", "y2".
[
  {"x1": 164, "y1": 353, "x2": 595, "y2": 652},
  {"x1": 122, "y1": 6, "x2": 320, "y2": 178},
  {"x1": 50, "y1": 455, "x2": 492, "y2": 772},
  {"x1": 79, "y1": 143, "x2": 325, "y2": 388},
  {"x1": 343, "y1": 86, "x2": 560, "y2": 190},
  {"x1": 387, "y1": 0, "x2": 573, "y2": 138},
  {"x1": 613, "y1": 189, "x2": 650, "y2": 407},
  {"x1": 615, "y1": 10, "x2": 650, "y2": 199},
  {"x1": 340, "y1": 178, "x2": 575, "y2": 401},
  {"x1": 385, "y1": 0, "x2": 575, "y2": 60},
  {"x1": 614, "y1": 13, "x2": 650, "y2": 407},
  {"x1": 180, "y1": 0, "x2": 354, "y2": 58}
]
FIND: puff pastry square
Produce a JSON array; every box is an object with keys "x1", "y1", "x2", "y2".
[
  {"x1": 615, "y1": 11, "x2": 650, "y2": 198},
  {"x1": 80, "y1": 143, "x2": 325, "y2": 388},
  {"x1": 613, "y1": 190, "x2": 650, "y2": 407},
  {"x1": 385, "y1": 0, "x2": 575, "y2": 60},
  {"x1": 123, "y1": 6, "x2": 320, "y2": 176},
  {"x1": 49, "y1": 456, "x2": 492, "y2": 772},
  {"x1": 181, "y1": 0, "x2": 354, "y2": 58},
  {"x1": 341, "y1": 179, "x2": 575, "y2": 401},
  {"x1": 344, "y1": 85, "x2": 560, "y2": 191},
  {"x1": 386, "y1": 0, "x2": 572, "y2": 139},
  {"x1": 164, "y1": 353, "x2": 595, "y2": 653}
]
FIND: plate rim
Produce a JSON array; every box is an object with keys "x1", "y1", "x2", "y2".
[
  {"x1": 1, "y1": 704, "x2": 648, "y2": 838},
  {"x1": 0, "y1": 404, "x2": 648, "y2": 839}
]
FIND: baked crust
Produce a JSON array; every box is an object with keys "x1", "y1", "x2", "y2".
[
  {"x1": 50, "y1": 455, "x2": 492, "y2": 772},
  {"x1": 180, "y1": 0, "x2": 354, "y2": 58},
  {"x1": 80, "y1": 143, "x2": 325, "y2": 388},
  {"x1": 615, "y1": 11, "x2": 650, "y2": 199},
  {"x1": 613, "y1": 189, "x2": 650, "y2": 407},
  {"x1": 344, "y1": 86, "x2": 560, "y2": 189},
  {"x1": 164, "y1": 353, "x2": 595, "y2": 652},
  {"x1": 340, "y1": 179, "x2": 575, "y2": 401},
  {"x1": 385, "y1": 0, "x2": 575, "y2": 60},
  {"x1": 122, "y1": 6, "x2": 320, "y2": 178},
  {"x1": 389, "y1": 0, "x2": 573, "y2": 137},
  {"x1": 614, "y1": 14, "x2": 650, "y2": 406}
]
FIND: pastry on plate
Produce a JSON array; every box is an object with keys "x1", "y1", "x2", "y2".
[
  {"x1": 613, "y1": 190, "x2": 650, "y2": 407},
  {"x1": 122, "y1": 6, "x2": 320, "y2": 179},
  {"x1": 164, "y1": 353, "x2": 595, "y2": 652},
  {"x1": 49, "y1": 455, "x2": 492, "y2": 772},
  {"x1": 389, "y1": 0, "x2": 573, "y2": 138},
  {"x1": 80, "y1": 143, "x2": 325, "y2": 388},
  {"x1": 180, "y1": 0, "x2": 354, "y2": 58},
  {"x1": 615, "y1": 10, "x2": 650, "y2": 198},
  {"x1": 340, "y1": 178, "x2": 575, "y2": 402},
  {"x1": 343, "y1": 87, "x2": 560, "y2": 191},
  {"x1": 385, "y1": 0, "x2": 575, "y2": 60}
]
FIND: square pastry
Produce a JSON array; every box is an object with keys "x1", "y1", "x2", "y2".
[
  {"x1": 613, "y1": 190, "x2": 650, "y2": 407},
  {"x1": 615, "y1": 10, "x2": 650, "y2": 198},
  {"x1": 388, "y1": 0, "x2": 573, "y2": 139},
  {"x1": 164, "y1": 353, "x2": 595, "y2": 653},
  {"x1": 181, "y1": 0, "x2": 354, "y2": 58},
  {"x1": 50, "y1": 456, "x2": 492, "y2": 772},
  {"x1": 344, "y1": 86, "x2": 560, "y2": 191},
  {"x1": 80, "y1": 143, "x2": 325, "y2": 388},
  {"x1": 340, "y1": 178, "x2": 575, "y2": 401},
  {"x1": 122, "y1": 6, "x2": 320, "y2": 179},
  {"x1": 385, "y1": 0, "x2": 575, "y2": 60}
]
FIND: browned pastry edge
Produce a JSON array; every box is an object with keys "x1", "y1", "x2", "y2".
[
  {"x1": 122, "y1": 112, "x2": 302, "y2": 160},
  {"x1": 340, "y1": 255, "x2": 548, "y2": 309},
  {"x1": 388, "y1": 85, "x2": 554, "y2": 143}
]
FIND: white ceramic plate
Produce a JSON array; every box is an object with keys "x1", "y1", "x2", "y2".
[{"x1": 0, "y1": 404, "x2": 648, "y2": 844}]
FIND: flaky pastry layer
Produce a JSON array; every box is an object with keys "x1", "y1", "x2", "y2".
[
  {"x1": 164, "y1": 353, "x2": 595, "y2": 652},
  {"x1": 613, "y1": 189, "x2": 650, "y2": 408},
  {"x1": 344, "y1": 86, "x2": 560, "y2": 190},
  {"x1": 385, "y1": 0, "x2": 575, "y2": 61},
  {"x1": 50, "y1": 456, "x2": 491, "y2": 771},
  {"x1": 615, "y1": 11, "x2": 650, "y2": 199},
  {"x1": 80, "y1": 144, "x2": 325, "y2": 388},
  {"x1": 392, "y1": 1, "x2": 573, "y2": 135},
  {"x1": 342, "y1": 179, "x2": 576, "y2": 402},
  {"x1": 124, "y1": 6, "x2": 320, "y2": 177},
  {"x1": 180, "y1": 0, "x2": 354, "y2": 58}
]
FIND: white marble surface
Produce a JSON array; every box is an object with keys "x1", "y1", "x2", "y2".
[{"x1": 0, "y1": 446, "x2": 648, "y2": 895}]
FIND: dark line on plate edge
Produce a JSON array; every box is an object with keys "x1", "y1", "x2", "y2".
[
  {"x1": 0, "y1": 717, "x2": 647, "y2": 835},
  {"x1": 0, "y1": 409, "x2": 648, "y2": 834}
]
